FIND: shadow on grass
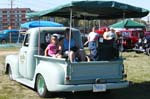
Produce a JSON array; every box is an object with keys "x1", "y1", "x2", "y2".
[
  {"x1": 52, "y1": 91, "x2": 112, "y2": 99},
  {"x1": 109, "y1": 81, "x2": 150, "y2": 99},
  {"x1": 48, "y1": 82, "x2": 150, "y2": 99}
]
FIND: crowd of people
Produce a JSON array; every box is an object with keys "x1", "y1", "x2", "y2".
[{"x1": 44, "y1": 27, "x2": 118, "y2": 62}]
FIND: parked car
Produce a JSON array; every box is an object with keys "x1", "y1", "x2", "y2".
[
  {"x1": 133, "y1": 34, "x2": 150, "y2": 56},
  {"x1": 116, "y1": 29, "x2": 144, "y2": 50},
  {"x1": 144, "y1": 31, "x2": 150, "y2": 37},
  {"x1": 0, "y1": 29, "x2": 24, "y2": 43}
]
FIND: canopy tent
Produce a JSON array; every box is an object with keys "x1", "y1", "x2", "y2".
[
  {"x1": 109, "y1": 19, "x2": 146, "y2": 29},
  {"x1": 20, "y1": 20, "x2": 63, "y2": 29},
  {"x1": 26, "y1": 1, "x2": 149, "y2": 19},
  {"x1": 26, "y1": 1, "x2": 149, "y2": 55}
]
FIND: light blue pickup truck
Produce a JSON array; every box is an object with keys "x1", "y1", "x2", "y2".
[{"x1": 5, "y1": 27, "x2": 129, "y2": 98}]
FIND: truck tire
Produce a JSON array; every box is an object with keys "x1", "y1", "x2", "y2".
[
  {"x1": 36, "y1": 74, "x2": 50, "y2": 98},
  {"x1": 8, "y1": 66, "x2": 13, "y2": 80}
]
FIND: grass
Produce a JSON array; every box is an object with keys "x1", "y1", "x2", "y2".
[
  {"x1": 0, "y1": 47, "x2": 150, "y2": 99},
  {"x1": 0, "y1": 47, "x2": 20, "y2": 51},
  {"x1": 110, "y1": 51, "x2": 150, "y2": 99},
  {"x1": 123, "y1": 52, "x2": 150, "y2": 83}
]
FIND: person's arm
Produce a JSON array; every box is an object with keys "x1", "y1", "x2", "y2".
[
  {"x1": 84, "y1": 40, "x2": 89, "y2": 46},
  {"x1": 57, "y1": 43, "x2": 62, "y2": 54},
  {"x1": 84, "y1": 36, "x2": 90, "y2": 46},
  {"x1": 44, "y1": 45, "x2": 49, "y2": 56}
]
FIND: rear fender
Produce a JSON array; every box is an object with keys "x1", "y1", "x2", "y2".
[{"x1": 34, "y1": 61, "x2": 66, "y2": 91}]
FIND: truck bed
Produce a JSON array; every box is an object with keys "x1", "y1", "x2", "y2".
[
  {"x1": 35, "y1": 55, "x2": 124, "y2": 85},
  {"x1": 66, "y1": 59, "x2": 124, "y2": 84}
]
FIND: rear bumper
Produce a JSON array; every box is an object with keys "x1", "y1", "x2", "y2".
[{"x1": 47, "y1": 81, "x2": 129, "y2": 92}]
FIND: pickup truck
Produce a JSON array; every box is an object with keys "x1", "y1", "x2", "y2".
[{"x1": 5, "y1": 27, "x2": 129, "y2": 98}]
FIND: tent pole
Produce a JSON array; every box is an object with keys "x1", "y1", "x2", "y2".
[
  {"x1": 68, "y1": 8, "x2": 73, "y2": 53},
  {"x1": 17, "y1": 27, "x2": 21, "y2": 44},
  {"x1": 120, "y1": 11, "x2": 125, "y2": 55},
  {"x1": 38, "y1": 17, "x2": 41, "y2": 55},
  {"x1": 84, "y1": 17, "x2": 86, "y2": 34},
  {"x1": 98, "y1": 20, "x2": 101, "y2": 30}
]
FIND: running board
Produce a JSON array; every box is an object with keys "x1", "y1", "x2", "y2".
[{"x1": 15, "y1": 78, "x2": 34, "y2": 89}]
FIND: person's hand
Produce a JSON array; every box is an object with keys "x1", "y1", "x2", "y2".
[{"x1": 84, "y1": 41, "x2": 88, "y2": 46}]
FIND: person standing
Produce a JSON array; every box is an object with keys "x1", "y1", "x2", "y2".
[
  {"x1": 103, "y1": 28, "x2": 119, "y2": 59},
  {"x1": 84, "y1": 27, "x2": 99, "y2": 60},
  {"x1": 103, "y1": 28, "x2": 117, "y2": 41}
]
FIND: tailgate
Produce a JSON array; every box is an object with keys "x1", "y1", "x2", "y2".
[{"x1": 68, "y1": 60, "x2": 123, "y2": 81}]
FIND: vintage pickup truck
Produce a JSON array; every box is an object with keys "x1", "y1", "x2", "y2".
[{"x1": 5, "y1": 27, "x2": 129, "y2": 98}]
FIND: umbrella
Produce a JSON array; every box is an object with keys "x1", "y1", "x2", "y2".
[
  {"x1": 109, "y1": 19, "x2": 145, "y2": 29},
  {"x1": 20, "y1": 20, "x2": 63, "y2": 28},
  {"x1": 26, "y1": 1, "x2": 149, "y2": 19}
]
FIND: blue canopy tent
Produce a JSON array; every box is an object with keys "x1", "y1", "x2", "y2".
[
  {"x1": 18, "y1": 20, "x2": 63, "y2": 43},
  {"x1": 20, "y1": 20, "x2": 63, "y2": 29}
]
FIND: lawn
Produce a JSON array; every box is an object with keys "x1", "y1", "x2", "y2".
[
  {"x1": 0, "y1": 47, "x2": 150, "y2": 99},
  {"x1": 111, "y1": 52, "x2": 150, "y2": 99}
]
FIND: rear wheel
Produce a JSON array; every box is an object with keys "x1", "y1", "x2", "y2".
[{"x1": 36, "y1": 74, "x2": 50, "y2": 98}]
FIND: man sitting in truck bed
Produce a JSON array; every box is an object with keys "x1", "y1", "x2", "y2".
[{"x1": 60, "y1": 28, "x2": 86, "y2": 62}]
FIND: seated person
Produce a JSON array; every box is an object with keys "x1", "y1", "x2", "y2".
[
  {"x1": 60, "y1": 28, "x2": 86, "y2": 62},
  {"x1": 44, "y1": 35, "x2": 62, "y2": 58}
]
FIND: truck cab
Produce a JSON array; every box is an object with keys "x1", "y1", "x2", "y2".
[{"x1": 5, "y1": 27, "x2": 129, "y2": 98}]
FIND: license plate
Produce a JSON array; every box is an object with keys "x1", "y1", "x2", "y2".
[{"x1": 93, "y1": 84, "x2": 106, "y2": 92}]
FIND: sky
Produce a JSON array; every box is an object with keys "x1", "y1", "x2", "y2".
[{"x1": 0, "y1": 0, "x2": 150, "y2": 20}]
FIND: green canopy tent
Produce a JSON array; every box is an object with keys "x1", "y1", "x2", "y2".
[
  {"x1": 109, "y1": 19, "x2": 146, "y2": 29},
  {"x1": 26, "y1": 1, "x2": 149, "y2": 19},
  {"x1": 26, "y1": 0, "x2": 149, "y2": 54}
]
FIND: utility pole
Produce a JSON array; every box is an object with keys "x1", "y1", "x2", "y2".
[
  {"x1": 10, "y1": 0, "x2": 13, "y2": 29},
  {"x1": 148, "y1": 16, "x2": 149, "y2": 24}
]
